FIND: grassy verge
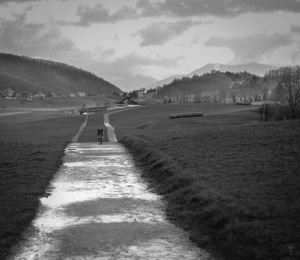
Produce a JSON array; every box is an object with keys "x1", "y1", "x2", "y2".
[
  {"x1": 110, "y1": 104, "x2": 300, "y2": 260},
  {"x1": 0, "y1": 112, "x2": 84, "y2": 259}
]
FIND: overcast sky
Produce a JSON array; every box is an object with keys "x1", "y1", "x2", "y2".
[{"x1": 0, "y1": 0, "x2": 299, "y2": 91}]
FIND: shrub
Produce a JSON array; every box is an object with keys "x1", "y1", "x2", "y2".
[{"x1": 258, "y1": 104, "x2": 290, "y2": 121}]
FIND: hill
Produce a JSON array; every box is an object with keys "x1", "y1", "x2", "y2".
[
  {"x1": 147, "y1": 62, "x2": 277, "y2": 89},
  {"x1": 0, "y1": 53, "x2": 122, "y2": 96},
  {"x1": 187, "y1": 62, "x2": 276, "y2": 78},
  {"x1": 154, "y1": 71, "x2": 278, "y2": 103},
  {"x1": 145, "y1": 74, "x2": 183, "y2": 90},
  {"x1": 0, "y1": 71, "x2": 39, "y2": 93}
]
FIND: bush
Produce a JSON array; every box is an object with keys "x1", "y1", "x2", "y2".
[{"x1": 258, "y1": 104, "x2": 290, "y2": 121}]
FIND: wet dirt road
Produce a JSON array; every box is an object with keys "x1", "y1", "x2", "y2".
[
  {"x1": 10, "y1": 111, "x2": 212, "y2": 259},
  {"x1": 10, "y1": 142, "x2": 211, "y2": 259}
]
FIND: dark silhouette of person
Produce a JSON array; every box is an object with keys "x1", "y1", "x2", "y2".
[{"x1": 97, "y1": 128, "x2": 104, "y2": 144}]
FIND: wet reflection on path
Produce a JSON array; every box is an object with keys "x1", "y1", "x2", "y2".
[{"x1": 11, "y1": 143, "x2": 211, "y2": 259}]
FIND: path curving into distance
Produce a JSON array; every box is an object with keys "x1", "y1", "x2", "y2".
[
  {"x1": 9, "y1": 111, "x2": 212, "y2": 259},
  {"x1": 71, "y1": 114, "x2": 88, "y2": 143}
]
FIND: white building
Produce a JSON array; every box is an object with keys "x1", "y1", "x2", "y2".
[{"x1": 77, "y1": 92, "x2": 86, "y2": 97}]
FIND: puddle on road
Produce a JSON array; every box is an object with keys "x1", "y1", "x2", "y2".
[{"x1": 10, "y1": 143, "x2": 212, "y2": 259}]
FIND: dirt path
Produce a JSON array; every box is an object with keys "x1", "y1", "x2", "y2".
[
  {"x1": 71, "y1": 115, "x2": 88, "y2": 143},
  {"x1": 9, "y1": 112, "x2": 212, "y2": 259},
  {"x1": 104, "y1": 106, "x2": 141, "y2": 142},
  {"x1": 0, "y1": 111, "x2": 31, "y2": 117}
]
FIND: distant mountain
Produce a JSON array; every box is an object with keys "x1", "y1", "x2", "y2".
[
  {"x1": 145, "y1": 74, "x2": 183, "y2": 90},
  {"x1": 0, "y1": 53, "x2": 122, "y2": 96},
  {"x1": 187, "y1": 62, "x2": 277, "y2": 78},
  {"x1": 147, "y1": 62, "x2": 277, "y2": 89},
  {"x1": 111, "y1": 74, "x2": 158, "y2": 92}
]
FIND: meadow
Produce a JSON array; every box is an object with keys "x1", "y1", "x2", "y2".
[
  {"x1": 110, "y1": 103, "x2": 300, "y2": 260},
  {"x1": 0, "y1": 111, "x2": 85, "y2": 258},
  {"x1": 0, "y1": 95, "x2": 118, "y2": 109}
]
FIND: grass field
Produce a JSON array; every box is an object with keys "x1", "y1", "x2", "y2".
[
  {"x1": 0, "y1": 111, "x2": 84, "y2": 258},
  {"x1": 110, "y1": 103, "x2": 300, "y2": 260},
  {"x1": 0, "y1": 96, "x2": 119, "y2": 109}
]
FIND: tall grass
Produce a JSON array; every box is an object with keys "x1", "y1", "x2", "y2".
[
  {"x1": 0, "y1": 112, "x2": 84, "y2": 258},
  {"x1": 111, "y1": 104, "x2": 300, "y2": 260}
]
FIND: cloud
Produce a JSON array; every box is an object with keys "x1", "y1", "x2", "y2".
[
  {"x1": 0, "y1": 0, "x2": 58, "y2": 4},
  {"x1": 56, "y1": 0, "x2": 300, "y2": 27},
  {"x1": 0, "y1": 0, "x2": 35, "y2": 3},
  {"x1": 0, "y1": 0, "x2": 68, "y2": 3},
  {"x1": 136, "y1": 19, "x2": 202, "y2": 46},
  {"x1": 108, "y1": 74, "x2": 157, "y2": 91},
  {"x1": 85, "y1": 53, "x2": 182, "y2": 90},
  {"x1": 0, "y1": 13, "x2": 75, "y2": 59},
  {"x1": 0, "y1": 10, "x2": 181, "y2": 91},
  {"x1": 205, "y1": 33, "x2": 293, "y2": 63},
  {"x1": 73, "y1": 4, "x2": 137, "y2": 27},
  {"x1": 87, "y1": 52, "x2": 181, "y2": 78},
  {"x1": 291, "y1": 25, "x2": 300, "y2": 34},
  {"x1": 291, "y1": 42, "x2": 300, "y2": 64},
  {"x1": 137, "y1": 0, "x2": 300, "y2": 18}
]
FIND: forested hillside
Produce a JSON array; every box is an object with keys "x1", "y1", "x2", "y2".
[
  {"x1": 0, "y1": 53, "x2": 122, "y2": 96},
  {"x1": 154, "y1": 71, "x2": 278, "y2": 103},
  {"x1": 187, "y1": 62, "x2": 276, "y2": 77}
]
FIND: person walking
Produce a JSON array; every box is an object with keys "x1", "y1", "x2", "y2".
[{"x1": 97, "y1": 128, "x2": 104, "y2": 144}]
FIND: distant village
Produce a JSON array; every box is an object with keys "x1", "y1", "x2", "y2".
[
  {"x1": 0, "y1": 81, "x2": 273, "y2": 106},
  {"x1": 0, "y1": 88, "x2": 87, "y2": 101},
  {"x1": 2, "y1": 66, "x2": 298, "y2": 105},
  {"x1": 122, "y1": 75, "x2": 274, "y2": 105},
  {"x1": 120, "y1": 87, "x2": 270, "y2": 105}
]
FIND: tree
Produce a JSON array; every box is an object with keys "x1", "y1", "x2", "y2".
[{"x1": 275, "y1": 68, "x2": 300, "y2": 119}]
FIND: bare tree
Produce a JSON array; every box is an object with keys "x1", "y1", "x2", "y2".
[{"x1": 275, "y1": 67, "x2": 300, "y2": 119}]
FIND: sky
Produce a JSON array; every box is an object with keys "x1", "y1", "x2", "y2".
[{"x1": 0, "y1": 0, "x2": 299, "y2": 91}]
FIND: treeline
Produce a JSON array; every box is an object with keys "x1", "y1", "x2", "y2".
[
  {"x1": 151, "y1": 71, "x2": 277, "y2": 103},
  {"x1": 265, "y1": 65, "x2": 300, "y2": 79},
  {"x1": 272, "y1": 66, "x2": 300, "y2": 119},
  {"x1": 0, "y1": 53, "x2": 122, "y2": 96}
]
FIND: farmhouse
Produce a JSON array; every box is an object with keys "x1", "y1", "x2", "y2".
[
  {"x1": 133, "y1": 89, "x2": 145, "y2": 98},
  {"x1": 34, "y1": 90, "x2": 46, "y2": 99},
  {"x1": 76, "y1": 92, "x2": 86, "y2": 97},
  {"x1": 118, "y1": 95, "x2": 138, "y2": 105},
  {"x1": 3, "y1": 88, "x2": 15, "y2": 99},
  {"x1": 17, "y1": 91, "x2": 33, "y2": 101}
]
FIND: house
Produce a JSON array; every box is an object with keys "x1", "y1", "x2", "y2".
[
  {"x1": 49, "y1": 92, "x2": 59, "y2": 98},
  {"x1": 118, "y1": 95, "x2": 138, "y2": 105},
  {"x1": 34, "y1": 90, "x2": 46, "y2": 99},
  {"x1": 144, "y1": 91, "x2": 157, "y2": 103},
  {"x1": 4, "y1": 88, "x2": 15, "y2": 99},
  {"x1": 76, "y1": 92, "x2": 86, "y2": 97},
  {"x1": 18, "y1": 91, "x2": 33, "y2": 101},
  {"x1": 133, "y1": 89, "x2": 145, "y2": 98}
]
